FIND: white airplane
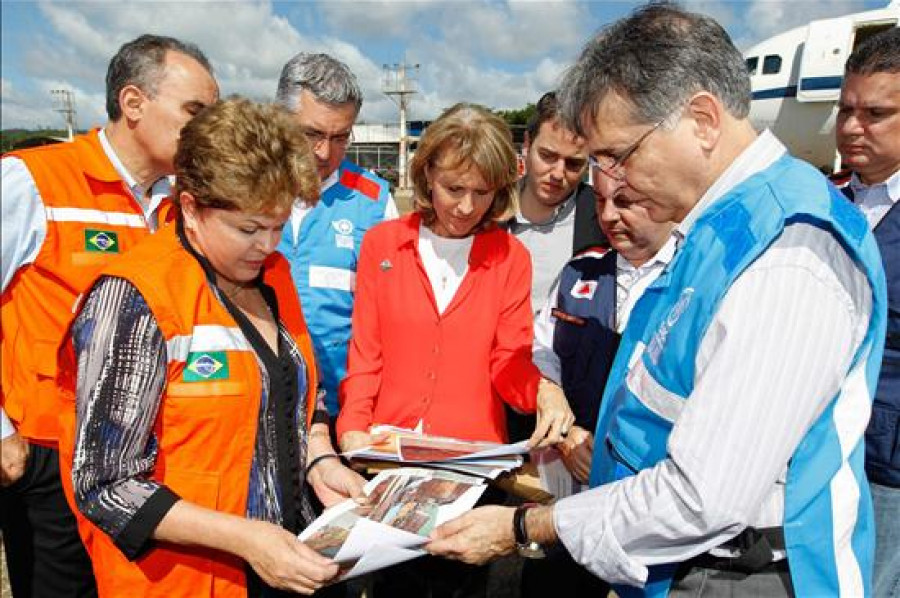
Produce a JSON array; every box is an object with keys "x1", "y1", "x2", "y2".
[{"x1": 745, "y1": 1, "x2": 899, "y2": 173}]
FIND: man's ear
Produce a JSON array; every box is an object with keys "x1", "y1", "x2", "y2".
[
  {"x1": 119, "y1": 84, "x2": 146, "y2": 123},
  {"x1": 685, "y1": 92, "x2": 723, "y2": 151}
]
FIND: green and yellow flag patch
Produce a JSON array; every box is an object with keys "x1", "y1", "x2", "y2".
[
  {"x1": 183, "y1": 351, "x2": 230, "y2": 382},
  {"x1": 84, "y1": 229, "x2": 120, "y2": 253}
]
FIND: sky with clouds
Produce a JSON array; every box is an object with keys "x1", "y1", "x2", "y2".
[{"x1": 0, "y1": 0, "x2": 888, "y2": 130}]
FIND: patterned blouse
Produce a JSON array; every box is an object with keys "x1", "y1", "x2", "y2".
[{"x1": 70, "y1": 243, "x2": 320, "y2": 560}]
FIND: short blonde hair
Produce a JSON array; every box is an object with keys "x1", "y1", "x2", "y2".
[
  {"x1": 410, "y1": 103, "x2": 518, "y2": 230},
  {"x1": 174, "y1": 96, "x2": 319, "y2": 214}
]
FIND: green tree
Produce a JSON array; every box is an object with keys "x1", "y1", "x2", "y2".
[{"x1": 495, "y1": 103, "x2": 536, "y2": 127}]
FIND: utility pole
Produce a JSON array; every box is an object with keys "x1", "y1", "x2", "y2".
[
  {"x1": 382, "y1": 63, "x2": 419, "y2": 191},
  {"x1": 51, "y1": 89, "x2": 77, "y2": 141}
]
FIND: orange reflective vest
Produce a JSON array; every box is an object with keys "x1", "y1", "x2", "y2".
[
  {"x1": 58, "y1": 224, "x2": 318, "y2": 598},
  {"x1": 2, "y1": 130, "x2": 171, "y2": 444}
]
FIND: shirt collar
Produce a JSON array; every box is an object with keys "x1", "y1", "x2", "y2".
[
  {"x1": 616, "y1": 234, "x2": 677, "y2": 273},
  {"x1": 513, "y1": 181, "x2": 577, "y2": 226},
  {"x1": 849, "y1": 168, "x2": 900, "y2": 205},
  {"x1": 676, "y1": 129, "x2": 786, "y2": 239},
  {"x1": 322, "y1": 165, "x2": 340, "y2": 194},
  {"x1": 98, "y1": 128, "x2": 140, "y2": 196}
]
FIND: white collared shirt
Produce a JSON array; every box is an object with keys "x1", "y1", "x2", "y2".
[
  {"x1": 849, "y1": 168, "x2": 900, "y2": 229},
  {"x1": 554, "y1": 131, "x2": 873, "y2": 587}
]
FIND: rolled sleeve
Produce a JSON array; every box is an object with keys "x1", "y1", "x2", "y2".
[
  {"x1": 2, "y1": 157, "x2": 47, "y2": 292},
  {"x1": 532, "y1": 280, "x2": 562, "y2": 384},
  {"x1": 72, "y1": 276, "x2": 174, "y2": 558}
]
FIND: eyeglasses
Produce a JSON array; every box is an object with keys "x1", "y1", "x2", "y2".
[
  {"x1": 300, "y1": 126, "x2": 354, "y2": 149},
  {"x1": 589, "y1": 117, "x2": 668, "y2": 181}
]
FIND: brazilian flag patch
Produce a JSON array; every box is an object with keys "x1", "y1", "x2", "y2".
[
  {"x1": 183, "y1": 351, "x2": 229, "y2": 382},
  {"x1": 84, "y1": 229, "x2": 120, "y2": 253}
]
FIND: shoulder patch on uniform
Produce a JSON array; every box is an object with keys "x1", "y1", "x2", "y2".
[
  {"x1": 340, "y1": 170, "x2": 380, "y2": 201},
  {"x1": 570, "y1": 279, "x2": 598, "y2": 300},
  {"x1": 551, "y1": 308, "x2": 586, "y2": 326}
]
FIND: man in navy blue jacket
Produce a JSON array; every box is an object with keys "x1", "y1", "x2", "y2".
[{"x1": 836, "y1": 28, "x2": 900, "y2": 597}]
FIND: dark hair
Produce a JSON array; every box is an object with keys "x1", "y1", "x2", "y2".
[
  {"x1": 526, "y1": 91, "x2": 565, "y2": 142},
  {"x1": 105, "y1": 34, "x2": 213, "y2": 121},
  {"x1": 558, "y1": 1, "x2": 750, "y2": 133},
  {"x1": 174, "y1": 97, "x2": 319, "y2": 214},
  {"x1": 275, "y1": 52, "x2": 363, "y2": 113},
  {"x1": 845, "y1": 28, "x2": 900, "y2": 75}
]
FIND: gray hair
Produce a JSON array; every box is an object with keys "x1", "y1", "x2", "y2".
[
  {"x1": 275, "y1": 52, "x2": 363, "y2": 113},
  {"x1": 845, "y1": 27, "x2": 900, "y2": 75},
  {"x1": 106, "y1": 34, "x2": 213, "y2": 122},
  {"x1": 558, "y1": 2, "x2": 751, "y2": 134}
]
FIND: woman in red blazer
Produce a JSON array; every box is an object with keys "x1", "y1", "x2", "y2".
[{"x1": 337, "y1": 103, "x2": 574, "y2": 451}]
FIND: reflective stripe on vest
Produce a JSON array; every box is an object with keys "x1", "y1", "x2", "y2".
[{"x1": 2, "y1": 130, "x2": 152, "y2": 442}]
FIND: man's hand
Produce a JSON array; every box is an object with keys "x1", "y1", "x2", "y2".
[
  {"x1": 427, "y1": 506, "x2": 517, "y2": 565},
  {"x1": 529, "y1": 379, "x2": 575, "y2": 449},
  {"x1": 557, "y1": 425, "x2": 594, "y2": 483},
  {"x1": 1, "y1": 432, "x2": 30, "y2": 486}
]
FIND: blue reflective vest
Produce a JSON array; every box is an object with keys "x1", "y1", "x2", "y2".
[
  {"x1": 278, "y1": 160, "x2": 391, "y2": 415},
  {"x1": 844, "y1": 187, "x2": 900, "y2": 488},
  {"x1": 552, "y1": 250, "x2": 619, "y2": 432},
  {"x1": 591, "y1": 155, "x2": 887, "y2": 597}
]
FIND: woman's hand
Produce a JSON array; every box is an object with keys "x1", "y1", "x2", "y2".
[
  {"x1": 239, "y1": 519, "x2": 340, "y2": 594},
  {"x1": 307, "y1": 457, "x2": 367, "y2": 508},
  {"x1": 339, "y1": 430, "x2": 374, "y2": 453},
  {"x1": 557, "y1": 425, "x2": 594, "y2": 483},
  {"x1": 529, "y1": 378, "x2": 575, "y2": 449}
]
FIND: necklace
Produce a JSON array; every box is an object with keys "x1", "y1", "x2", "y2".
[{"x1": 220, "y1": 281, "x2": 253, "y2": 302}]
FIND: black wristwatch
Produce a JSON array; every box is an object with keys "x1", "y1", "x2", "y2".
[{"x1": 513, "y1": 504, "x2": 546, "y2": 559}]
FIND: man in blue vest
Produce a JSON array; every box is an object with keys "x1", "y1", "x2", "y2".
[
  {"x1": 836, "y1": 28, "x2": 900, "y2": 598},
  {"x1": 428, "y1": 5, "x2": 887, "y2": 597},
  {"x1": 275, "y1": 53, "x2": 396, "y2": 421}
]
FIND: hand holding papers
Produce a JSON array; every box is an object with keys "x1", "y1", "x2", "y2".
[{"x1": 299, "y1": 468, "x2": 487, "y2": 581}]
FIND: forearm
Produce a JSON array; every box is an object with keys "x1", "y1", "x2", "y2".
[
  {"x1": 152, "y1": 499, "x2": 256, "y2": 561},
  {"x1": 71, "y1": 277, "x2": 169, "y2": 552}
]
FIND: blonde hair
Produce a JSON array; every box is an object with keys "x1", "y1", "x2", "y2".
[
  {"x1": 410, "y1": 103, "x2": 518, "y2": 230},
  {"x1": 174, "y1": 96, "x2": 319, "y2": 214}
]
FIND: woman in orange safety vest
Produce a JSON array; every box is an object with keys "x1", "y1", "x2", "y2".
[{"x1": 60, "y1": 97, "x2": 365, "y2": 597}]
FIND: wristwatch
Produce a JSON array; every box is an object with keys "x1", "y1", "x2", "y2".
[{"x1": 513, "y1": 504, "x2": 546, "y2": 559}]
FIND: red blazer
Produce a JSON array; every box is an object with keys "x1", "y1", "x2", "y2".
[{"x1": 337, "y1": 213, "x2": 540, "y2": 443}]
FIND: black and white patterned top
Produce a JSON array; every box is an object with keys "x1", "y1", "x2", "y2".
[{"x1": 70, "y1": 237, "x2": 320, "y2": 561}]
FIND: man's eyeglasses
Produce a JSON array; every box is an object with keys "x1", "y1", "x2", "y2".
[
  {"x1": 589, "y1": 117, "x2": 668, "y2": 181},
  {"x1": 301, "y1": 127, "x2": 354, "y2": 149}
]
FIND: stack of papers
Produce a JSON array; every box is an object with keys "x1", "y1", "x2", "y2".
[
  {"x1": 300, "y1": 467, "x2": 487, "y2": 581},
  {"x1": 344, "y1": 425, "x2": 530, "y2": 479}
]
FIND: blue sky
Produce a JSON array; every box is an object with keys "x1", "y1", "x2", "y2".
[{"x1": 0, "y1": 0, "x2": 888, "y2": 130}]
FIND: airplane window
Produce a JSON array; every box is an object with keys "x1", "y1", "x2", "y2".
[
  {"x1": 746, "y1": 57, "x2": 759, "y2": 76},
  {"x1": 763, "y1": 55, "x2": 782, "y2": 75}
]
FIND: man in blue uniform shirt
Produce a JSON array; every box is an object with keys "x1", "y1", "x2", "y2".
[
  {"x1": 275, "y1": 53, "x2": 397, "y2": 419},
  {"x1": 428, "y1": 5, "x2": 887, "y2": 597},
  {"x1": 837, "y1": 28, "x2": 900, "y2": 598}
]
